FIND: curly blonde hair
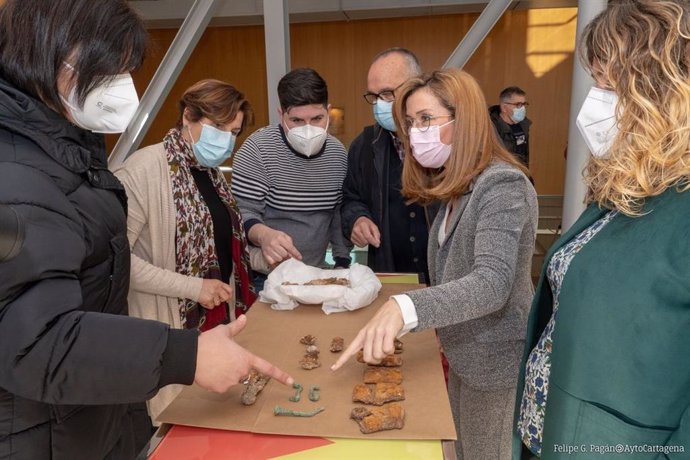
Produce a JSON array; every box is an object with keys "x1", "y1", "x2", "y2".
[
  {"x1": 580, "y1": 0, "x2": 690, "y2": 215},
  {"x1": 393, "y1": 69, "x2": 528, "y2": 205}
]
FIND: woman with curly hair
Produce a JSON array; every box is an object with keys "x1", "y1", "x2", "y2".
[{"x1": 514, "y1": 1, "x2": 690, "y2": 458}]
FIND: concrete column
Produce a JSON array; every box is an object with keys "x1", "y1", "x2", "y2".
[
  {"x1": 561, "y1": 0, "x2": 607, "y2": 231},
  {"x1": 442, "y1": 0, "x2": 512, "y2": 69},
  {"x1": 263, "y1": 0, "x2": 291, "y2": 125},
  {"x1": 108, "y1": 0, "x2": 221, "y2": 169}
]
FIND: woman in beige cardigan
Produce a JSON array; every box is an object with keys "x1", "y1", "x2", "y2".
[{"x1": 114, "y1": 79, "x2": 257, "y2": 422}]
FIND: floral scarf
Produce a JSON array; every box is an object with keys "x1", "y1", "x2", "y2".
[{"x1": 164, "y1": 128, "x2": 256, "y2": 330}]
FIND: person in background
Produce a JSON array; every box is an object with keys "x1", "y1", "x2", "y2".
[
  {"x1": 514, "y1": 1, "x2": 690, "y2": 457},
  {"x1": 114, "y1": 79, "x2": 257, "y2": 424},
  {"x1": 0, "y1": 1, "x2": 292, "y2": 458},
  {"x1": 489, "y1": 86, "x2": 531, "y2": 167},
  {"x1": 341, "y1": 47, "x2": 439, "y2": 283},
  {"x1": 231, "y1": 68, "x2": 351, "y2": 291},
  {"x1": 333, "y1": 68, "x2": 537, "y2": 460}
]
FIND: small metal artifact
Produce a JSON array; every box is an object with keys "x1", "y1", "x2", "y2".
[
  {"x1": 352, "y1": 382, "x2": 405, "y2": 406},
  {"x1": 356, "y1": 350, "x2": 402, "y2": 367},
  {"x1": 289, "y1": 383, "x2": 303, "y2": 402},
  {"x1": 274, "y1": 406, "x2": 325, "y2": 417},
  {"x1": 299, "y1": 334, "x2": 317, "y2": 345},
  {"x1": 363, "y1": 366, "x2": 403, "y2": 384},
  {"x1": 394, "y1": 338, "x2": 404, "y2": 354},
  {"x1": 299, "y1": 350, "x2": 321, "y2": 370},
  {"x1": 299, "y1": 335, "x2": 322, "y2": 369},
  {"x1": 330, "y1": 337, "x2": 344, "y2": 353},
  {"x1": 350, "y1": 403, "x2": 405, "y2": 434},
  {"x1": 308, "y1": 385, "x2": 320, "y2": 402},
  {"x1": 282, "y1": 277, "x2": 349, "y2": 286},
  {"x1": 240, "y1": 370, "x2": 271, "y2": 406}
]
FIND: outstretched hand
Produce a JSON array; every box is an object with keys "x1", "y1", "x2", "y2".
[
  {"x1": 194, "y1": 315, "x2": 294, "y2": 393},
  {"x1": 331, "y1": 299, "x2": 404, "y2": 371}
]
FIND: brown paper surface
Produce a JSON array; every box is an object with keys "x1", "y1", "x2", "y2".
[{"x1": 157, "y1": 284, "x2": 457, "y2": 440}]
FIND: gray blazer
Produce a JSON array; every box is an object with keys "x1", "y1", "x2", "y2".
[{"x1": 406, "y1": 161, "x2": 538, "y2": 390}]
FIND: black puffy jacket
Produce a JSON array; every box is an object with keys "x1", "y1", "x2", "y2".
[{"x1": 0, "y1": 78, "x2": 198, "y2": 459}]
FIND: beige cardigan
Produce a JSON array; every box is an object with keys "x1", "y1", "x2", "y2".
[{"x1": 113, "y1": 142, "x2": 205, "y2": 422}]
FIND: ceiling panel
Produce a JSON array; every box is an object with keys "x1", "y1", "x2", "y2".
[{"x1": 128, "y1": 0, "x2": 577, "y2": 28}]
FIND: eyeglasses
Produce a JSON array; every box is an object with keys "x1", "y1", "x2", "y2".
[
  {"x1": 503, "y1": 101, "x2": 530, "y2": 108},
  {"x1": 363, "y1": 90, "x2": 395, "y2": 105},
  {"x1": 404, "y1": 115, "x2": 454, "y2": 132}
]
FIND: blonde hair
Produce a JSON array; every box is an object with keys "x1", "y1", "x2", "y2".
[
  {"x1": 393, "y1": 68, "x2": 528, "y2": 205},
  {"x1": 580, "y1": 0, "x2": 690, "y2": 215}
]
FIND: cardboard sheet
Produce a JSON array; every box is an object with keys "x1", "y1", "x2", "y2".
[{"x1": 158, "y1": 284, "x2": 457, "y2": 441}]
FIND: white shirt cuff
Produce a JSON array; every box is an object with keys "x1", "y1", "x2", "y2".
[{"x1": 391, "y1": 294, "x2": 418, "y2": 337}]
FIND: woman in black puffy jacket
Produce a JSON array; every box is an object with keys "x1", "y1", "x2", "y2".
[{"x1": 0, "y1": 1, "x2": 291, "y2": 459}]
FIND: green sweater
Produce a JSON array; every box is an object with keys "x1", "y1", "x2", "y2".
[{"x1": 513, "y1": 187, "x2": 690, "y2": 459}]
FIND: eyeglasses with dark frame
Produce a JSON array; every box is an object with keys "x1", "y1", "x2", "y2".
[
  {"x1": 363, "y1": 90, "x2": 395, "y2": 105},
  {"x1": 404, "y1": 114, "x2": 454, "y2": 133},
  {"x1": 503, "y1": 101, "x2": 530, "y2": 108}
]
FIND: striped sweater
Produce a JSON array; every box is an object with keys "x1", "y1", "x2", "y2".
[{"x1": 231, "y1": 124, "x2": 352, "y2": 267}]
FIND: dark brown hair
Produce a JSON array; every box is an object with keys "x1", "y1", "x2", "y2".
[
  {"x1": 177, "y1": 79, "x2": 254, "y2": 133},
  {"x1": 277, "y1": 68, "x2": 328, "y2": 111}
]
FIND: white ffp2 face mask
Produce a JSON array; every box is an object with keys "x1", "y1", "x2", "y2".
[
  {"x1": 61, "y1": 65, "x2": 140, "y2": 134},
  {"x1": 576, "y1": 87, "x2": 619, "y2": 158},
  {"x1": 284, "y1": 121, "x2": 329, "y2": 157}
]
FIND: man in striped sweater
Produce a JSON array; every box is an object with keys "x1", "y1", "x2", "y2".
[{"x1": 231, "y1": 68, "x2": 352, "y2": 289}]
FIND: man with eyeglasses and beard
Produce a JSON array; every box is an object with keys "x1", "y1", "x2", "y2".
[
  {"x1": 341, "y1": 48, "x2": 438, "y2": 284},
  {"x1": 489, "y1": 86, "x2": 532, "y2": 167}
]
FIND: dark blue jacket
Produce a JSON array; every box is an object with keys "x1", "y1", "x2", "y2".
[{"x1": 341, "y1": 124, "x2": 438, "y2": 276}]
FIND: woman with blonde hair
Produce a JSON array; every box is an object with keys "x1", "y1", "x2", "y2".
[
  {"x1": 514, "y1": 1, "x2": 690, "y2": 457},
  {"x1": 114, "y1": 79, "x2": 258, "y2": 422},
  {"x1": 333, "y1": 68, "x2": 538, "y2": 459}
]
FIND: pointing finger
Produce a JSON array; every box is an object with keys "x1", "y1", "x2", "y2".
[
  {"x1": 249, "y1": 354, "x2": 294, "y2": 386},
  {"x1": 285, "y1": 243, "x2": 303, "y2": 261}
]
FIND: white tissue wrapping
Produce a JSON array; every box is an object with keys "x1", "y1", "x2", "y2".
[{"x1": 258, "y1": 259, "x2": 382, "y2": 314}]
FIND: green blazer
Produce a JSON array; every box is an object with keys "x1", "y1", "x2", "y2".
[{"x1": 513, "y1": 188, "x2": 690, "y2": 459}]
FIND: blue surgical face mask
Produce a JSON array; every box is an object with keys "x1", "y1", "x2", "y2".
[
  {"x1": 373, "y1": 99, "x2": 396, "y2": 132},
  {"x1": 188, "y1": 123, "x2": 236, "y2": 168},
  {"x1": 511, "y1": 106, "x2": 526, "y2": 123}
]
